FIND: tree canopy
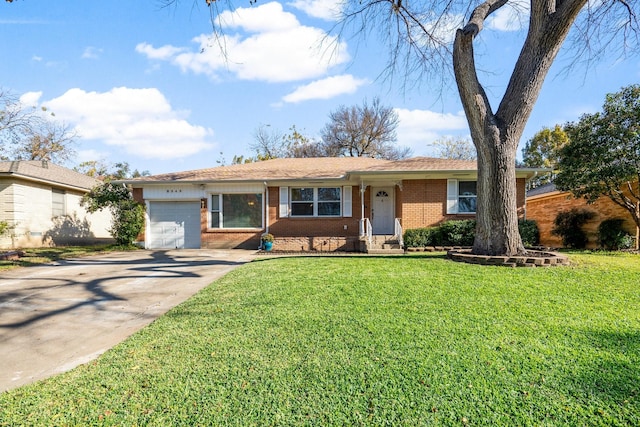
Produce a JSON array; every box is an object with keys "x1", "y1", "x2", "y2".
[
  {"x1": 320, "y1": 97, "x2": 410, "y2": 160},
  {"x1": 250, "y1": 98, "x2": 410, "y2": 160},
  {"x1": 555, "y1": 84, "x2": 640, "y2": 248},
  {"x1": 521, "y1": 125, "x2": 569, "y2": 188},
  {"x1": 430, "y1": 137, "x2": 476, "y2": 161},
  {"x1": 1, "y1": 89, "x2": 77, "y2": 163}
]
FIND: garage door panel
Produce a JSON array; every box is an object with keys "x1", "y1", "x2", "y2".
[{"x1": 148, "y1": 202, "x2": 200, "y2": 249}]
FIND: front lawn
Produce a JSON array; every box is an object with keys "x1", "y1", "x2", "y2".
[
  {"x1": 0, "y1": 245, "x2": 137, "y2": 271},
  {"x1": 1, "y1": 252, "x2": 638, "y2": 426}
]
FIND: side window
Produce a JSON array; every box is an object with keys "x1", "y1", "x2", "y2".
[{"x1": 52, "y1": 189, "x2": 66, "y2": 217}]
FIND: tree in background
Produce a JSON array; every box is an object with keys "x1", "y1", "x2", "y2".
[
  {"x1": 1, "y1": 89, "x2": 77, "y2": 163},
  {"x1": 521, "y1": 125, "x2": 569, "y2": 188},
  {"x1": 555, "y1": 84, "x2": 640, "y2": 249},
  {"x1": 320, "y1": 98, "x2": 410, "y2": 160},
  {"x1": 74, "y1": 161, "x2": 150, "y2": 180},
  {"x1": 430, "y1": 137, "x2": 476, "y2": 161}
]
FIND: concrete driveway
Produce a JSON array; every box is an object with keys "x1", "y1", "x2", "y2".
[{"x1": 0, "y1": 249, "x2": 256, "y2": 393}]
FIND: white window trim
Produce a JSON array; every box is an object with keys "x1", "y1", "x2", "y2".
[
  {"x1": 209, "y1": 192, "x2": 264, "y2": 230},
  {"x1": 447, "y1": 179, "x2": 477, "y2": 214},
  {"x1": 289, "y1": 186, "x2": 344, "y2": 218}
]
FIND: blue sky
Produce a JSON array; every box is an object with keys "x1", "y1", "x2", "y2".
[{"x1": 2, "y1": 0, "x2": 639, "y2": 175}]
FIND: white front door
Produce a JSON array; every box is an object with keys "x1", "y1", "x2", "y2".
[{"x1": 371, "y1": 187, "x2": 394, "y2": 234}]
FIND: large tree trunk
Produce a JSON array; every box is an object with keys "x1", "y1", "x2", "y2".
[
  {"x1": 474, "y1": 130, "x2": 524, "y2": 255},
  {"x1": 452, "y1": 0, "x2": 586, "y2": 256}
]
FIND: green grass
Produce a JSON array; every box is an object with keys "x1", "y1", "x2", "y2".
[
  {"x1": 1, "y1": 252, "x2": 639, "y2": 426},
  {"x1": 0, "y1": 245, "x2": 138, "y2": 270}
]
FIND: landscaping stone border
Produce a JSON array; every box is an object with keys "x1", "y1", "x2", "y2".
[{"x1": 446, "y1": 248, "x2": 570, "y2": 267}]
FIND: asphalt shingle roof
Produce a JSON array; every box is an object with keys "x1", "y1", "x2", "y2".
[
  {"x1": 0, "y1": 160, "x2": 99, "y2": 191},
  {"x1": 129, "y1": 157, "x2": 479, "y2": 183}
]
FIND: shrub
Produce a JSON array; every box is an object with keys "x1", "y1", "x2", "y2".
[
  {"x1": 110, "y1": 201, "x2": 145, "y2": 246},
  {"x1": 403, "y1": 227, "x2": 438, "y2": 247},
  {"x1": 597, "y1": 218, "x2": 634, "y2": 250},
  {"x1": 551, "y1": 208, "x2": 596, "y2": 249},
  {"x1": 404, "y1": 220, "x2": 475, "y2": 247},
  {"x1": 518, "y1": 219, "x2": 540, "y2": 247},
  {"x1": 439, "y1": 220, "x2": 476, "y2": 246}
]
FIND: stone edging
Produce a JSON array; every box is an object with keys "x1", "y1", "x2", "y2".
[{"x1": 446, "y1": 249, "x2": 569, "y2": 267}]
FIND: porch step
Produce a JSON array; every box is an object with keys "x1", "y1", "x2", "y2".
[
  {"x1": 364, "y1": 235, "x2": 405, "y2": 254},
  {"x1": 366, "y1": 248, "x2": 405, "y2": 255}
]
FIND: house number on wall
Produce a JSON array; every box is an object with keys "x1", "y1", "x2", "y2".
[{"x1": 166, "y1": 189, "x2": 183, "y2": 193}]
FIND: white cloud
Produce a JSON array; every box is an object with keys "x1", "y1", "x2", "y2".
[
  {"x1": 282, "y1": 74, "x2": 368, "y2": 103},
  {"x1": 42, "y1": 87, "x2": 214, "y2": 160},
  {"x1": 135, "y1": 43, "x2": 186, "y2": 60},
  {"x1": 288, "y1": 0, "x2": 343, "y2": 21},
  {"x1": 395, "y1": 108, "x2": 469, "y2": 154},
  {"x1": 487, "y1": 1, "x2": 529, "y2": 32},
  {"x1": 82, "y1": 46, "x2": 103, "y2": 59},
  {"x1": 19, "y1": 91, "x2": 43, "y2": 107},
  {"x1": 137, "y1": 2, "x2": 349, "y2": 83}
]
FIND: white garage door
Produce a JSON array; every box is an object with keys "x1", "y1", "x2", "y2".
[{"x1": 148, "y1": 201, "x2": 201, "y2": 249}]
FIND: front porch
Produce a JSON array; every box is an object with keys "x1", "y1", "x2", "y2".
[
  {"x1": 358, "y1": 182, "x2": 404, "y2": 254},
  {"x1": 359, "y1": 217, "x2": 404, "y2": 254}
]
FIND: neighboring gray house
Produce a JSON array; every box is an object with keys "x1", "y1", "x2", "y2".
[{"x1": 0, "y1": 160, "x2": 113, "y2": 249}]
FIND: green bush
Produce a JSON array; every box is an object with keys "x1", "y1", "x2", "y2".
[
  {"x1": 551, "y1": 208, "x2": 596, "y2": 248},
  {"x1": 439, "y1": 220, "x2": 476, "y2": 246},
  {"x1": 404, "y1": 220, "x2": 475, "y2": 247},
  {"x1": 597, "y1": 218, "x2": 634, "y2": 250},
  {"x1": 518, "y1": 219, "x2": 540, "y2": 247},
  {"x1": 403, "y1": 227, "x2": 439, "y2": 247},
  {"x1": 110, "y1": 201, "x2": 145, "y2": 246},
  {"x1": 405, "y1": 219, "x2": 540, "y2": 248}
]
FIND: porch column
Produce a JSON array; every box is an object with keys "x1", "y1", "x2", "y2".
[{"x1": 359, "y1": 182, "x2": 367, "y2": 236}]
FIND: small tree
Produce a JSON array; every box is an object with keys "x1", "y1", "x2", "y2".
[
  {"x1": 82, "y1": 182, "x2": 145, "y2": 246},
  {"x1": 430, "y1": 137, "x2": 476, "y2": 160},
  {"x1": 321, "y1": 97, "x2": 410, "y2": 160},
  {"x1": 555, "y1": 85, "x2": 640, "y2": 249},
  {"x1": 521, "y1": 125, "x2": 569, "y2": 188}
]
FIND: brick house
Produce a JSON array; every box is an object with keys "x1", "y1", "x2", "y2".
[
  {"x1": 526, "y1": 183, "x2": 639, "y2": 248},
  {"x1": 1, "y1": 160, "x2": 113, "y2": 249},
  {"x1": 125, "y1": 157, "x2": 541, "y2": 252}
]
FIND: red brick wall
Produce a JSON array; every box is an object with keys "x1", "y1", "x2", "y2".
[
  {"x1": 195, "y1": 178, "x2": 529, "y2": 250},
  {"x1": 527, "y1": 190, "x2": 637, "y2": 248},
  {"x1": 267, "y1": 186, "x2": 362, "y2": 251},
  {"x1": 398, "y1": 178, "x2": 526, "y2": 230}
]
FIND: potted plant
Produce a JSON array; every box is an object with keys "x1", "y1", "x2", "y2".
[{"x1": 261, "y1": 233, "x2": 274, "y2": 251}]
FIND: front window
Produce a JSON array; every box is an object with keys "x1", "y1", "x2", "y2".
[
  {"x1": 210, "y1": 193, "x2": 263, "y2": 229},
  {"x1": 290, "y1": 187, "x2": 341, "y2": 217},
  {"x1": 458, "y1": 181, "x2": 477, "y2": 213}
]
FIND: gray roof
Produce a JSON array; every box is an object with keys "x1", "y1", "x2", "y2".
[
  {"x1": 526, "y1": 182, "x2": 558, "y2": 197},
  {"x1": 0, "y1": 160, "x2": 99, "y2": 191},
  {"x1": 125, "y1": 157, "x2": 544, "y2": 185}
]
